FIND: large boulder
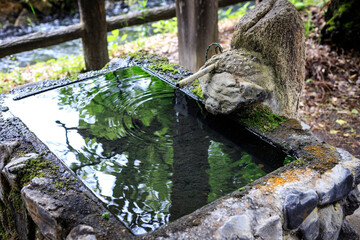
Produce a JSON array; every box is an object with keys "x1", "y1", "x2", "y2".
[{"x1": 200, "y1": 0, "x2": 305, "y2": 118}]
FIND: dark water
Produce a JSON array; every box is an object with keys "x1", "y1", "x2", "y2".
[{"x1": 5, "y1": 67, "x2": 285, "y2": 235}]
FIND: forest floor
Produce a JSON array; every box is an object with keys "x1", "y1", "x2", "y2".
[{"x1": 112, "y1": 5, "x2": 360, "y2": 158}]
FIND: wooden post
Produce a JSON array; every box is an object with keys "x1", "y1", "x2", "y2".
[
  {"x1": 176, "y1": 0, "x2": 218, "y2": 72},
  {"x1": 78, "y1": 0, "x2": 109, "y2": 70}
]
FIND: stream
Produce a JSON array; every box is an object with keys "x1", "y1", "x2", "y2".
[{"x1": 0, "y1": 0, "x2": 175, "y2": 72}]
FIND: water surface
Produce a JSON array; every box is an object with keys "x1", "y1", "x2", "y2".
[{"x1": 6, "y1": 67, "x2": 285, "y2": 234}]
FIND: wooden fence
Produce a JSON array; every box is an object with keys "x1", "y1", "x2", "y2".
[{"x1": 0, "y1": 0, "x2": 246, "y2": 71}]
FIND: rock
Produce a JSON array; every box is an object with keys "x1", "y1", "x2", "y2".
[
  {"x1": 15, "y1": 8, "x2": 38, "y2": 27},
  {"x1": 2, "y1": 153, "x2": 38, "y2": 191},
  {"x1": 0, "y1": 141, "x2": 20, "y2": 170},
  {"x1": 341, "y1": 159, "x2": 360, "y2": 185},
  {"x1": 30, "y1": 0, "x2": 53, "y2": 15},
  {"x1": 299, "y1": 208, "x2": 320, "y2": 240},
  {"x1": 230, "y1": 0, "x2": 305, "y2": 118},
  {"x1": 343, "y1": 185, "x2": 360, "y2": 216},
  {"x1": 339, "y1": 218, "x2": 359, "y2": 240},
  {"x1": 343, "y1": 207, "x2": 360, "y2": 238},
  {"x1": 0, "y1": 1, "x2": 23, "y2": 26},
  {"x1": 21, "y1": 177, "x2": 65, "y2": 240},
  {"x1": 283, "y1": 190, "x2": 318, "y2": 230},
  {"x1": 254, "y1": 215, "x2": 282, "y2": 240},
  {"x1": 318, "y1": 203, "x2": 343, "y2": 240},
  {"x1": 219, "y1": 214, "x2": 254, "y2": 240},
  {"x1": 66, "y1": 225, "x2": 96, "y2": 240},
  {"x1": 316, "y1": 165, "x2": 353, "y2": 205},
  {"x1": 199, "y1": 48, "x2": 274, "y2": 115},
  {"x1": 0, "y1": 106, "x2": 9, "y2": 112},
  {"x1": 199, "y1": 54, "x2": 270, "y2": 114}
]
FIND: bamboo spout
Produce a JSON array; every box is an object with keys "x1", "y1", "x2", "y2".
[{"x1": 176, "y1": 64, "x2": 216, "y2": 87}]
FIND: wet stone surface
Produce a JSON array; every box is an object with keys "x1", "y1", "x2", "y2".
[{"x1": 284, "y1": 190, "x2": 318, "y2": 230}]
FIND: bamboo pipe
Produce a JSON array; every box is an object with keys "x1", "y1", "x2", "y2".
[{"x1": 176, "y1": 63, "x2": 216, "y2": 87}]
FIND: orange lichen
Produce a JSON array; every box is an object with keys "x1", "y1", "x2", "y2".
[
  {"x1": 256, "y1": 168, "x2": 313, "y2": 192},
  {"x1": 304, "y1": 145, "x2": 339, "y2": 173}
]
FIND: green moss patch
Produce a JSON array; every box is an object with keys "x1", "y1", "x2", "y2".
[
  {"x1": 190, "y1": 79, "x2": 203, "y2": 99},
  {"x1": 237, "y1": 105, "x2": 286, "y2": 132},
  {"x1": 19, "y1": 156, "x2": 57, "y2": 187},
  {"x1": 149, "y1": 63, "x2": 179, "y2": 74}
]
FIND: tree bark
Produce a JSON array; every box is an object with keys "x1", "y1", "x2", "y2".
[
  {"x1": 176, "y1": 0, "x2": 218, "y2": 72},
  {"x1": 78, "y1": 0, "x2": 109, "y2": 70}
]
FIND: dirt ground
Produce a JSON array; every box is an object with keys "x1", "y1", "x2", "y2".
[{"x1": 113, "y1": 6, "x2": 360, "y2": 158}]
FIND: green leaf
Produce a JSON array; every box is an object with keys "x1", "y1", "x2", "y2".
[
  {"x1": 352, "y1": 109, "x2": 359, "y2": 115},
  {"x1": 120, "y1": 33, "x2": 128, "y2": 42},
  {"x1": 107, "y1": 35, "x2": 116, "y2": 42},
  {"x1": 111, "y1": 29, "x2": 119, "y2": 37},
  {"x1": 336, "y1": 119, "x2": 347, "y2": 125}
]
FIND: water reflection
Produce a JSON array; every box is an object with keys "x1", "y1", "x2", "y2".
[{"x1": 6, "y1": 67, "x2": 285, "y2": 235}]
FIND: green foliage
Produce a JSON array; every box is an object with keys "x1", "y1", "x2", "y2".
[
  {"x1": 0, "y1": 55, "x2": 84, "y2": 94},
  {"x1": 288, "y1": 0, "x2": 329, "y2": 10},
  {"x1": 25, "y1": 0, "x2": 37, "y2": 17},
  {"x1": 151, "y1": 18, "x2": 178, "y2": 34},
  {"x1": 304, "y1": 10, "x2": 314, "y2": 37},
  {"x1": 283, "y1": 156, "x2": 297, "y2": 165},
  {"x1": 207, "y1": 142, "x2": 266, "y2": 202},
  {"x1": 218, "y1": 2, "x2": 252, "y2": 19},
  {"x1": 102, "y1": 212, "x2": 110, "y2": 220},
  {"x1": 136, "y1": 0, "x2": 148, "y2": 21}
]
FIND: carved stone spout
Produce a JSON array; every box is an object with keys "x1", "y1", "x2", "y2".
[{"x1": 198, "y1": 0, "x2": 305, "y2": 118}]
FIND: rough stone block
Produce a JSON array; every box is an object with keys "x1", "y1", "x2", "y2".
[
  {"x1": 0, "y1": 141, "x2": 20, "y2": 170},
  {"x1": 318, "y1": 203, "x2": 343, "y2": 240},
  {"x1": 254, "y1": 215, "x2": 282, "y2": 240},
  {"x1": 299, "y1": 208, "x2": 319, "y2": 240},
  {"x1": 66, "y1": 225, "x2": 96, "y2": 240},
  {"x1": 316, "y1": 165, "x2": 354, "y2": 205},
  {"x1": 21, "y1": 177, "x2": 65, "y2": 240},
  {"x1": 340, "y1": 218, "x2": 359, "y2": 240},
  {"x1": 284, "y1": 190, "x2": 318, "y2": 230},
  {"x1": 219, "y1": 214, "x2": 254, "y2": 240},
  {"x1": 2, "y1": 153, "x2": 38, "y2": 191}
]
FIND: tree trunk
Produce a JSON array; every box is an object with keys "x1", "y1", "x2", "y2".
[
  {"x1": 322, "y1": 0, "x2": 360, "y2": 50},
  {"x1": 176, "y1": 0, "x2": 218, "y2": 72},
  {"x1": 78, "y1": 0, "x2": 109, "y2": 70}
]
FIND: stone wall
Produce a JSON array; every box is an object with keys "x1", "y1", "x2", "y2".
[{"x1": 1, "y1": 58, "x2": 360, "y2": 239}]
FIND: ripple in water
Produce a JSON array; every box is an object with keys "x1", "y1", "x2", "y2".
[{"x1": 5, "y1": 66, "x2": 286, "y2": 235}]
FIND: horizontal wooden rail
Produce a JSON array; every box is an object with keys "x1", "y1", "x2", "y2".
[{"x1": 0, "y1": 0, "x2": 247, "y2": 59}]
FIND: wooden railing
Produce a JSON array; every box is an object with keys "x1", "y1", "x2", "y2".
[{"x1": 0, "y1": 0, "x2": 246, "y2": 70}]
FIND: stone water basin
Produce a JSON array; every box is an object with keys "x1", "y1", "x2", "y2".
[{"x1": 4, "y1": 66, "x2": 287, "y2": 235}]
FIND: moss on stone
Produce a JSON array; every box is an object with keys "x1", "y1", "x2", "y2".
[
  {"x1": 237, "y1": 105, "x2": 286, "y2": 132},
  {"x1": 149, "y1": 63, "x2": 179, "y2": 74},
  {"x1": 19, "y1": 156, "x2": 56, "y2": 187},
  {"x1": 190, "y1": 79, "x2": 203, "y2": 99},
  {"x1": 9, "y1": 189, "x2": 23, "y2": 212}
]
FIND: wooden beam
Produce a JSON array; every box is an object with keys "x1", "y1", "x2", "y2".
[
  {"x1": 107, "y1": 4, "x2": 176, "y2": 31},
  {"x1": 176, "y1": 0, "x2": 218, "y2": 72},
  {"x1": 0, "y1": 24, "x2": 83, "y2": 59},
  {"x1": 0, "y1": 0, "x2": 247, "y2": 60},
  {"x1": 78, "y1": 0, "x2": 109, "y2": 70}
]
